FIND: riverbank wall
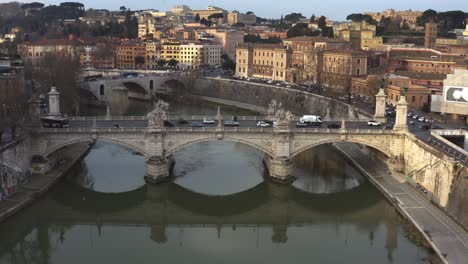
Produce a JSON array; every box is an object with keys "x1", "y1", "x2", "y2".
[
  {"x1": 0, "y1": 142, "x2": 93, "y2": 223},
  {"x1": 190, "y1": 78, "x2": 372, "y2": 120}
]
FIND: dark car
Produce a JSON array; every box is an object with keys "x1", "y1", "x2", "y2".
[
  {"x1": 190, "y1": 122, "x2": 203, "y2": 127},
  {"x1": 164, "y1": 120, "x2": 175, "y2": 127},
  {"x1": 327, "y1": 123, "x2": 341, "y2": 129},
  {"x1": 178, "y1": 118, "x2": 189, "y2": 125}
]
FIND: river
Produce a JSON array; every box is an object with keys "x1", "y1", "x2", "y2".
[{"x1": 0, "y1": 98, "x2": 432, "y2": 263}]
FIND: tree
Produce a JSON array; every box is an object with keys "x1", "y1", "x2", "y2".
[
  {"x1": 416, "y1": 9, "x2": 438, "y2": 26},
  {"x1": 310, "y1": 15, "x2": 316, "y2": 23},
  {"x1": 200, "y1": 18, "x2": 211, "y2": 26},
  {"x1": 221, "y1": 54, "x2": 236, "y2": 71},
  {"x1": 246, "y1": 11, "x2": 254, "y2": 15},
  {"x1": 287, "y1": 23, "x2": 319, "y2": 38},
  {"x1": 26, "y1": 52, "x2": 81, "y2": 115},
  {"x1": 284, "y1": 13, "x2": 305, "y2": 23},
  {"x1": 135, "y1": 56, "x2": 145, "y2": 66},
  {"x1": 346, "y1": 13, "x2": 378, "y2": 25},
  {"x1": 157, "y1": 59, "x2": 167, "y2": 68},
  {"x1": 194, "y1": 13, "x2": 200, "y2": 22},
  {"x1": 168, "y1": 59, "x2": 178, "y2": 69}
]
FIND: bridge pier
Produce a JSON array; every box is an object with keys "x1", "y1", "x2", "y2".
[
  {"x1": 264, "y1": 156, "x2": 294, "y2": 184},
  {"x1": 145, "y1": 156, "x2": 174, "y2": 184}
]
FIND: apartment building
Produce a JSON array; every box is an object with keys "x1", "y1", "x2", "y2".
[
  {"x1": 364, "y1": 9, "x2": 422, "y2": 29},
  {"x1": 17, "y1": 38, "x2": 81, "y2": 65},
  {"x1": 146, "y1": 41, "x2": 161, "y2": 69},
  {"x1": 321, "y1": 50, "x2": 368, "y2": 92},
  {"x1": 116, "y1": 41, "x2": 146, "y2": 69},
  {"x1": 160, "y1": 39, "x2": 181, "y2": 61},
  {"x1": 235, "y1": 44, "x2": 292, "y2": 81},
  {"x1": 337, "y1": 21, "x2": 383, "y2": 50}
]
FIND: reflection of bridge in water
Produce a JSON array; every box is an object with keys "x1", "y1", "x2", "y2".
[{"x1": 0, "y1": 180, "x2": 400, "y2": 249}]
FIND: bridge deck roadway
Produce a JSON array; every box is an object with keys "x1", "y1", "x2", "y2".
[{"x1": 335, "y1": 143, "x2": 468, "y2": 264}]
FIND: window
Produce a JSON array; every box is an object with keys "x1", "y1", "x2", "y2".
[{"x1": 412, "y1": 96, "x2": 415, "y2": 102}]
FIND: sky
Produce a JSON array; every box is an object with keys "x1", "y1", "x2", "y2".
[{"x1": 8, "y1": 0, "x2": 468, "y2": 21}]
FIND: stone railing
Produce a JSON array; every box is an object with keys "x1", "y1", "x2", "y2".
[
  {"x1": 69, "y1": 116, "x2": 147, "y2": 121},
  {"x1": 35, "y1": 127, "x2": 145, "y2": 133}
]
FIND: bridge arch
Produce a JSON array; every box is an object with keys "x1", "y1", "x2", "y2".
[
  {"x1": 164, "y1": 136, "x2": 274, "y2": 158},
  {"x1": 290, "y1": 138, "x2": 394, "y2": 159},
  {"x1": 43, "y1": 137, "x2": 149, "y2": 159}
]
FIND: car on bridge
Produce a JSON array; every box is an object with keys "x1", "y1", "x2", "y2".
[
  {"x1": 178, "y1": 119, "x2": 189, "y2": 125},
  {"x1": 203, "y1": 118, "x2": 216, "y2": 124},
  {"x1": 295, "y1": 122, "x2": 309, "y2": 128},
  {"x1": 224, "y1": 121, "x2": 240, "y2": 127},
  {"x1": 190, "y1": 122, "x2": 203, "y2": 127},
  {"x1": 327, "y1": 123, "x2": 341, "y2": 129},
  {"x1": 257, "y1": 121, "x2": 271, "y2": 127},
  {"x1": 367, "y1": 120, "x2": 381, "y2": 126},
  {"x1": 164, "y1": 120, "x2": 175, "y2": 127}
]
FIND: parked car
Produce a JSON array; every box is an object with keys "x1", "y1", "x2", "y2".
[
  {"x1": 224, "y1": 121, "x2": 240, "y2": 127},
  {"x1": 295, "y1": 122, "x2": 309, "y2": 128},
  {"x1": 203, "y1": 118, "x2": 216, "y2": 124},
  {"x1": 327, "y1": 123, "x2": 341, "y2": 129},
  {"x1": 257, "y1": 121, "x2": 271, "y2": 127},
  {"x1": 367, "y1": 120, "x2": 381, "y2": 126},
  {"x1": 178, "y1": 118, "x2": 188, "y2": 125},
  {"x1": 418, "y1": 116, "x2": 425, "y2": 122},
  {"x1": 412, "y1": 115, "x2": 418, "y2": 119},
  {"x1": 163, "y1": 120, "x2": 175, "y2": 127},
  {"x1": 190, "y1": 122, "x2": 203, "y2": 127}
]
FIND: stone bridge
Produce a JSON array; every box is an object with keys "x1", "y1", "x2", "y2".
[
  {"x1": 81, "y1": 74, "x2": 189, "y2": 103},
  {"x1": 28, "y1": 92, "x2": 468, "y2": 212}
]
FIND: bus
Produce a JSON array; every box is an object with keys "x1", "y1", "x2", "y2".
[{"x1": 40, "y1": 116, "x2": 70, "y2": 128}]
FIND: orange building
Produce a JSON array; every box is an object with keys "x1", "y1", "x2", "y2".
[{"x1": 116, "y1": 41, "x2": 146, "y2": 69}]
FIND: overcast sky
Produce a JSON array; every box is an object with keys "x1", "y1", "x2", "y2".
[{"x1": 17, "y1": 0, "x2": 468, "y2": 20}]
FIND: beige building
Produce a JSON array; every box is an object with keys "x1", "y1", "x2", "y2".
[
  {"x1": 212, "y1": 30, "x2": 245, "y2": 60},
  {"x1": 138, "y1": 17, "x2": 157, "y2": 40},
  {"x1": 364, "y1": 9, "x2": 422, "y2": 29},
  {"x1": 321, "y1": 50, "x2": 368, "y2": 92},
  {"x1": 160, "y1": 39, "x2": 181, "y2": 61},
  {"x1": 17, "y1": 38, "x2": 81, "y2": 66},
  {"x1": 146, "y1": 42, "x2": 161, "y2": 69},
  {"x1": 227, "y1": 11, "x2": 256, "y2": 25},
  {"x1": 337, "y1": 21, "x2": 383, "y2": 50},
  {"x1": 235, "y1": 44, "x2": 292, "y2": 81}
]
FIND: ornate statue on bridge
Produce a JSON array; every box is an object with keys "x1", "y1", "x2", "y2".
[
  {"x1": 147, "y1": 100, "x2": 169, "y2": 128},
  {"x1": 268, "y1": 100, "x2": 282, "y2": 119},
  {"x1": 275, "y1": 108, "x2": 293, "y2": 128},
  {"x1": 268, "y1": 100, "x2": 292, "y2": 128}
]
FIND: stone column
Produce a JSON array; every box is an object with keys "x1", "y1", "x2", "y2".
[
  {"x1": 145, "y1": 156, "x2": 173, "y2": 184},
  {"x1": 464, "y1": 131, "x2": 468, "y2": 151},
  {"x1": 48, "y1": 86, "x2": 61, "y2": 116},
  {"x1": 374, "y1": 88, "x2": 387, "y2": 123},
  {"x1": 264, "y1": 155, "x2": 294, "y2": 184},
  {"x1": 394, "y1": 96, "x2": 408, "y2": 131}
]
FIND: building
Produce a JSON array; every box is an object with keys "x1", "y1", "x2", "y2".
[
  {"x1": 212, "y1": 30, "x2": 245, "y2": 61},
  {"x1": 17, "y1": 37, "x2": 82, "y2": 66},
  {"x1": 235, "y1": 43, "x2": 292, "y2": 81},
  {"x1": 116, "y1": 41, "x2": 146, "y2": 69},
  {"x1": 138, "y1": 17, "x2": 157, "y2": 40},
  {"x1": 321, "y1": 50, "x2": 368, "y2": 93},
  {"x1": 79, "y1": 45, "x2": 96, "y2": 68},
  {"x1": 203, "y1": 44, "x2": 223, "y2": 67},
  {"x1": 364, "y1": 9, "x2": 422, "y2": 29},
  {"x1": 145, "y1": 42, "x2": 161, "y2": 70},
  {"x1": 384, "y1": 74, "x2": 431, "y2": 110},
  {"x1": 337, "y1": 21, "x2": 383, "y2": 50},
  {"x1": 431, "y1": 69, "x2": 468, "y2": 124},
  {"x1": 160, "y1": 39, "x2": 181, "y2": 62},
  {"x1": 179, "y1": 43, "x2": 204, "y2": 69},
  {"x1": 425, "y1": 22, "x2": 437, "y2": 49},
  {"x1": 172, "y1": 5, "x2": 191, "y2": 16},
  {"x1": 227, "y1": 11, "x2": 256, "y2": 25},
  {"x1": 258, "y1": 32, "x2": 288, "y2": 40},
  {"x1": 192, "y1": 6, "x2": 228, "y2": 23}
]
